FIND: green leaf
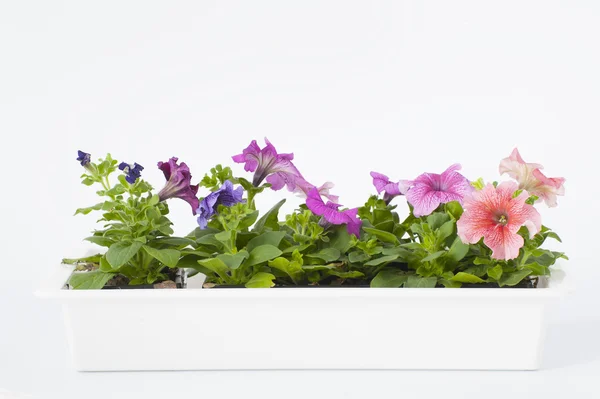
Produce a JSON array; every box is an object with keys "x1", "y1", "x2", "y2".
[
  {"x1": 363, "y1": 227, "x2": 399, "y2": 244},
  {"x1": 436, "y1": 221, "x2": 455, "y2": 241},
  {"x1": 147, "y1": 194, "x2": 160, "y2": 206},
  {"x1": 440, "y1": 279, "x2": 462, "y2": 288},
  {"x1": 371, "y1": 269, "x2": 408, "y2": 287},
  {"x1": 198, "y1": 258, "x2": 231, "y2": 281},
  {"x1": 151, "y1": 237, "x2": 197, "y2": 247},
  {"x1": 426, "y1": 212, "x2": 450, "y2": 230},
  {"x1": 247, "y1": 231, "x2": 287, "y2": 252},
  {"x1": 217, "y1": 251, "x2": 249, "y2": 270},
  {"x1": 105, "y1": 241, "x2": 143, "y2": 269},
  {"x1": 447, "y1": 238, "x2": 469, "y2": 263},
  {"x1": 61, "y1": 254, "x2": 103, "y2": 265},
  {"x1": 421, "y1": 251, "x2": 446, "y2": 263},
  {"x1": 327, "y1": 270, "x2": 365, "y2": 279},
  {"x1": 499, "y1": 269, "x2": 532, "y2": 287},
  {"x1": 364, "y1": 254, "x2": 399, "y2": 266},
  {"x1": 68, "y1": 271, "x2": 114, "y2": 289},
  {"x1": 545, "y1": 232, "x2": 562, "y2": 243},
  {"x1": 348, "y1": 251, "x2": 370, "y2": 263},
  {"x1": 487, "y1": 264, "x2": 503, "y2": 280},
  {"x1": 445, "y1": 201, "x2": 464, "y2": 219},
  {"x1": 404, "y1": 275, "x2": 437, "y2": 288},
  {"x1": 238, "y1": 210, "x2": 259, "y2": 230},
  {"x1": 74, "y1": 201, "x2": 117, "y2": 215},
  {"x1": 245, "y1": 245, "x2": 283, "y2": 267},
  {"x1": 245, "y1": 272, "x2": 276, "y2": 288},
  {"x1": 142, "y1": 246, "x2": 180, "y2": 267},
  {"x1": 450, "y1": 272, "x2": 485, "y2": 284},
  {"x1": 523, "y1": 262, "x2": 549, "y2": 276},
  {"x1": 329, "y1": 225, "x2": 354, "y2": 253},
  {"x1": 306, "y1": 248, "x2": 341, "y2": 263},
  {"x1": 268, "y1": 257, "x2": 304, "y2": 283},
  {"x1": 253, "y1": 199, "x2": 286, "y2": 232},
  {"x1": 84, "y1": 236, "x2": 114, "y2": 247}
]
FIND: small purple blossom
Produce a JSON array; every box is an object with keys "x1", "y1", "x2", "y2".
[
  {"x1": 370, "y1": 171, "x2": 411, "y2": 204},
  {"x1": 196, "y1": 180, "x2": 245, "y2": 229},
  {"x1": 405, "y1": 164, "x2": 473, "y2": 217},
  {"x1": 119, "y1": 162, "x2": 144, "y2": 184},
  {"x1": 306, "y1": 188, "x2": 362, "y2": 237},
  {"x1": 77, "y1": 150, "x2": 91, "y2": 166},
  {"x1": 232, "y1": 138, "x2": 303, "y2": 190},
  {"x1": 157, "y1": 157, "x2": 199, "y2": 215}
]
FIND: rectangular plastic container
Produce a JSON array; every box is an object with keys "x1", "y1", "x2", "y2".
[{"x1": 36, "y1": 264, "x2": 568, "y2": 371}]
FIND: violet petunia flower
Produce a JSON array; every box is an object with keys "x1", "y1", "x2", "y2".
[
  {"x1": 232, "y1": 138, "x2": 303, "y2": 190},
  {"x1": 405, "y1": 164, "x2": 473, "y2": 217},
  {"x1": 306, "y1": 188, "x2": 362, "y2": 237},
  {"x1": 370, "y1": 171, "x2": 411, "y2": 204},
  {"x1": 196, "y1": 180, "x2": 245, "y2": 229},
  {"x1": 77, "y1": 150, "x2": 91, "y2": 166},
  {"x1": 119, "y1": 162, "x2": 144, "y2": 184},
  {"x1": 157, "y1": 157, "x2": 199, "y2": 215}
]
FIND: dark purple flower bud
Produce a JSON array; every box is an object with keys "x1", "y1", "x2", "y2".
[
  {"x1": 157, "y1": 157, "x2": 200, "y2": 215},
  {"x1": 196, "y1": 180, "x2": 245, "y2": 229},
  {"x1": 77, "y1": 150, "x2": 91, "y2": 166},
  {"x1": 119, "y1": 162, "x2": 144, "y2": 184}
]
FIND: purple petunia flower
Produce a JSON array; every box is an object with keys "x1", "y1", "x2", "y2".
[
  {"x1": 119, "y1": 162, "x2": 144, "y2": 184},
  {"x1": 196, "y1": 180, "x2": 245, "y2": 229},
  {"x1": 77, "y1": 150, "x2": 91, "y2": 166},
  {"x1": 405, "y1": 164, "x2": 473, "y2": 217},
  {"x1": 370, "y1": 171, "x2": 411, "y2": 204},
  {"x1": 305, "y1": 188, "x2": 362, "y2": 237},
  {"x1": 157, "y1": 157, "x2": 200, "y2": 215},
  {"x1": 232, "y1": 138, "x2": 303, "y2": 190}
]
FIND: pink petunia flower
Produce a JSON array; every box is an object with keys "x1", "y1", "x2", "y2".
[
  {"x1": 499, "y1": 148, "x2": 566, "y2": 207},
  {"x1": 370, "y1": 171, "x2": 411, "y2": 203},
  {"x1": 305, "y1": 188, "x2": 362, "y2": 237},
  {"x1": 457, "y1": 181, "x2": 542, "y2": 260},
  {"x1": 405, "y1": 164, "x2": 473, "y2": 217},
  {"x1": 232, "y1": 138, "x2": 303, "y2": 190}
]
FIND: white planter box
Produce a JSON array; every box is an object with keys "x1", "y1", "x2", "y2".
[{"x1": 36, "y1": 264, "x2": 569, "y2": 371}]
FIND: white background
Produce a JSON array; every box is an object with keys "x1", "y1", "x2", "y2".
[{"x1": 1, "y1": 0, "x2": 599, "y2": 397}]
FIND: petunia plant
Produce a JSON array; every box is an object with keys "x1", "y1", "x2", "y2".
[
  {"x1": 65, "y1": 142, "x2": 566, "y2": 289},
  {"x1": 63, "y1": 152, "x2": 198, "y2": 289}
]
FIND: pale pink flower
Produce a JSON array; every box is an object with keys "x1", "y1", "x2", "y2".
[
  {"x1": 457, "y1": 181, "x2": 542, "y2": 261},
  {"x1": 294, "y1": 179, "x2": 339, "y2": 203},
  {"x1": 499, "y1": 148, "x2": 565, "y2": 207}
]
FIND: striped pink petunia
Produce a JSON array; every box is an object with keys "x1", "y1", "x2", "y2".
[
  {"x1": 457, "y1": 181, "x2": 542, "y2": 260},
  {"x1": 405, "y1": 164, "x2": 473, "y2": 217}
]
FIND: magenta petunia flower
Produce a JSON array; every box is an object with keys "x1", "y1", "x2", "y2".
[
  {"x1": 457, "y1": 181, "x2": 542, "y2": 260},
  {"x1": 232, "y1": 138, "x2": 303, "y2": 190},
  {"x1": 370, "y1": 171, "x2": 411, "y2": 203},
  {"x1": 306, "y1": 188, "x2": 362, "y2": 237},
  {"x1": 405, "y1": 164, "x2": 472, "y2": 217},
  {"x1": 499, "y1": 148, "x2": 566, "y2": 207},
  {"x1": 157, "y1": 157, "x2": 200, "y2": 215}
]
